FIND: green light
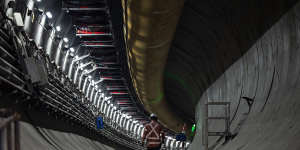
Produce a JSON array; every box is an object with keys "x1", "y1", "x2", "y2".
[
  {"x1": 149, "y1": 89, "x2": 164, "y2": 104},
  {"x1": 191, "y1": 124, "x2": 196, "y2": 133},
  {"x1": 164, "y1": 71, "x2": 195, "y2": 101}
]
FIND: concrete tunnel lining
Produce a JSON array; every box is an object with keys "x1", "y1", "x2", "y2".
[
  {"x1": 189, "y1": 3, "x2": 300, "y2": 149},
  {"x1": 1, "y1": 0, "x2": 300, "y2": 149},
  {"x1": 164, "y1": 0, "x2": 298, "y2": 127}
]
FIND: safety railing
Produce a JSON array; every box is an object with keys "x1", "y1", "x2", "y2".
[
  {"x1": 0, "y1": 11, "x2": 144, "y2": 149},
  {"x1": 0, "y1": 3, "x2": 191, "y2": 150}
]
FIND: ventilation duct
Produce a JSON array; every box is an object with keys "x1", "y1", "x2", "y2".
[{"x1": 122, "y1": 0, "x2": 185, "y2": 131}]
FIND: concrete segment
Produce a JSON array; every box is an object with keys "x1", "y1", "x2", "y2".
[
  {"x1": 189, "y1": 3, "x2": 300, "y2": 149},
  {"x1": 19, "y1": 122, "x2": 114, "y2": 150},
  {"x1": 164, "y1": 0, "x2": 298, "y2": 125}
]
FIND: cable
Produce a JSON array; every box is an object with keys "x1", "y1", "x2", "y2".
[{"x1": 0, "y1": 28, "x2": 9, "y2": 41}]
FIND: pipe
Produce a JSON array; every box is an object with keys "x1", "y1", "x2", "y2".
[
  {"x1": 0, "y1": 115, "x2": 16, "y2": 130},
  {"x1": 7, "y1": 122, "x2": 12, "y2": 150},
  {"x1": 122, "y1": 0, "x2": 185, "y2": 131},
  {"x1": 14, "y1": 121, "x2": 20, "y2": 150}
]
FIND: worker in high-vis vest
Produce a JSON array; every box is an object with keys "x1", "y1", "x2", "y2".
[{"x1": 142, "y1": 113, "x2": 165, "y2": 150}]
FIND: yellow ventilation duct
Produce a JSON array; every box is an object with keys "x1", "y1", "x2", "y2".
[{"x1": 122, "y1": 0, "x2": 185, "y2": 132}]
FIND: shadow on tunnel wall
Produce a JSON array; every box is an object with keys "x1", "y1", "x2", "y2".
[
  {"x1": 16, "y1": 105, "x2": 130, "y2": 150},
  {"x1": 163, "y1": 0, "x2": 299, "y2": 126},
  {"x1": 188, "y1": 2, "x2": 300, "y2": 149}
]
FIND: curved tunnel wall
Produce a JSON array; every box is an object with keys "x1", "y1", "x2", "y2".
[
  {"x1": 190, "y1": 3, "x2": 300, "y2": 150},
  {"x1": 122, "y1": 0, "x2": 185, "y2": 131},
  {"x1": 17, "y1": 122, "x2": 114, "y2": 150},
  {"x1": 164, "y1": 0, "x2": 298, "y2": 126}
]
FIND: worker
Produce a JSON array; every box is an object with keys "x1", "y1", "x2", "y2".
[
  {"x1": 181, "y1": 123, "x2": 187, "y2": 148},
  {"x1": 142, "y1": 113, "x2": 165, "y2": 150},
  {"x1": 176, "y1": 123, "x2": 187, "y2": 149}
]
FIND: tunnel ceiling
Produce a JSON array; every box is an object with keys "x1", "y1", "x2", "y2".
[
  {"x1": 163, "y1": 0, "x2": 298, "y2": 124},
  {"x1": 119, "y1": 0, "x2": 299, "y2": 132}
]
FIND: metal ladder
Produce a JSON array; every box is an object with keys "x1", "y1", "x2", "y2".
[{"x1": 202, "y1": 102, "x2": 230, "y2": 150}]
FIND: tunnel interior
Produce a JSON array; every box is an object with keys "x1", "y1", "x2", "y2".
[
  {"x1": 164, "y1": 0, "x2": 297, "y2": 125},
  {"x1": 0, "y1": 0, "x2": 300, "y2": 150}
]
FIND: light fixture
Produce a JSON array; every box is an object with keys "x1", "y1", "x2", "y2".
[
  {"x1": 36, "y1": 0, "x2": 41, "y2": 2},
  {"x1": 105, "y1": 96, "x2": 112, "y2": 100},
  {"x1": 63, "y1": 37, "x2": 69, "y2": 43},
  {"x1": 69, "y1": 47, "x2": 75, "y2": 52},
  {"x1": 88, "y1": 75, "x2": 92, "y2": 79},
  {"x1": 46, "y1": 12, "x2": 53, "y2": 19},
  {"x1": 56, "y1": 26, "x2": 61, "y2": 32}
]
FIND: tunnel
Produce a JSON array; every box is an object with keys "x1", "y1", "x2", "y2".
[{"x1": 0, "y1": 0, "x2": 300, "y2": 150}]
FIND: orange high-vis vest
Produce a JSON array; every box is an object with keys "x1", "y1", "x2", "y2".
[{"x1": 144, "y1": 121, "x2": 163, "y2": 148}]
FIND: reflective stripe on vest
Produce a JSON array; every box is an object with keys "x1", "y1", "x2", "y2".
[
  {"x1": 146, "y1": 123, "x2": 160, "y2": 140},
  {"x1": 148, "y1": 141, "x2": 161, "y2": 145}
]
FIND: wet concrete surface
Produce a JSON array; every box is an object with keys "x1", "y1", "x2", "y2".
[{"x1": 190, "y1": 3, "x2": 300, "y2": 150}]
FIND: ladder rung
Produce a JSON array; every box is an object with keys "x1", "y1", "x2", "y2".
[
  {"x1": 207, "y1": 117, "x2": 228, "y2": 120},
  {"x1": 206, "y1": 102, "x2": 230, "y2": 105}
]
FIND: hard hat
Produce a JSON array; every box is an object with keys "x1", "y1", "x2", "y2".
[
  {"x1": 150, "y1": 113, "x2": 157, "y2": 117},
  {"x1": 150, "y1": 113, "x2": 157, "y2": 119}
]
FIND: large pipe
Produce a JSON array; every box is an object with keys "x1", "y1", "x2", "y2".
[
  {"x1": 122, "y1": 0, "x2": 185, "y2": 131},
  {"x1": 14, "y1": 121, "x2": 20, "y2": 150}
]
